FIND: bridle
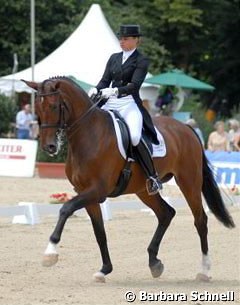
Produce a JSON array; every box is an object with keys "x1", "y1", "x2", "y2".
[
  {"x1": 37, "y1": 91, "x2": 68, "y2": 130},
  {"x1": 36, "y1": 90, "x2": 104, "y2": 138}
]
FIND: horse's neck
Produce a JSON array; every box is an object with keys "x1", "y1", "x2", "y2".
[
  {"x1": 63, "y1": 86, "x2": 92, "y2": 121},
  {"x1": 68, "y1": 104, "x2": 113, "y2": 150},
  {"x1": 67, "y1": 114, "x2": 113, "y2": 179},
  {"x1": 60, "y1": 81, "x2": 114, "y2": 155}
]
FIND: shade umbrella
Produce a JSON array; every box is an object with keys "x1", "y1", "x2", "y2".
[
  {"x1": 145, "y1": 69, "x2": 215, "y2": 91},
  {"x1": 68, "y1": 75, "x2": 92, "y2": 92}
]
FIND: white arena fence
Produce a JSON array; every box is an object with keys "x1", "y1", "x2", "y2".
[
  {"x1": 0, "y1": 151, "x2": 240, "y2": 225},
  {"x1": 0, "y1": 198, "x2": 180, "y2": 225},
  {"x1": 0, "y1": 194, "x2": 238, "y2": 226},
  {"x1": 0, "y1": 200, "x2": 112, "y2": 225}
]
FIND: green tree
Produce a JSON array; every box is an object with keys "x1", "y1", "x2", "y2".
[
  {"x1": 198, "y1": 0, "x2": 240, "y2": 111},
  {"x1": 153, "y1": 0, "x2": 204, "y2": 69},
  {"x1": 0, "y1": 0, "x2": 85, "y2": 75},
  {"x1": 0, "y1": 94, "x2": 17, "y2": 136},
  {"x1": 0, "y1": 0, "x2": 239, "y2": 113}
]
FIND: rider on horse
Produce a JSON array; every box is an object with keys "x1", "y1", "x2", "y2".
[{"x1": 88, "y1": 24, "x2": 162, "y2": 195}]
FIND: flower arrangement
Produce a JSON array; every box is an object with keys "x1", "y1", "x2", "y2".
[
  {"x1": 49, "y1": 192, "x2": 73, "y2": 204},
  {"x1": 230, "y1": 185, "x2": 240, "y2": 196}
]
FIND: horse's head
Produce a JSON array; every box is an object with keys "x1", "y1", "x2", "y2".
[{"x1": 22, "y1": 79, "x2": 69, "y2": 155}]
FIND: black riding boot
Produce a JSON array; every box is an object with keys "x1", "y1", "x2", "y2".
[{"x1": 134, "y1": 140, "x2": 162, "y2": 195}]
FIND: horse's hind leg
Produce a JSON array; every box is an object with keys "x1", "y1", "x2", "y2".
[
  {"x1": 85, "y1": 204, "x2": 113, "y2": 283},
  {"x1": 137, "y1": 191, "x2": 176, "y2": 278},
  {"x1": 177, "y1": 175, "x2": 211, "y2": 281}
]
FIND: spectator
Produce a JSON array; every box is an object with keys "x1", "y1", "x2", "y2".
[
  {"x1": 155, "y1": 87, "x2": 174, "y2": 116},
  {"x1": 227, "y1": 119, "x2": 240, "y2": 151},
  {"x1": 207, "y1": 120, "x2": 229, "y2": 152},
  {"x1": 16, "y1": 104, "x2": 34, "y2": 139},
  {"x1": 186, "y1": 118, "x2": 205, "y2": 147},
  {"x1": 233, "y1": 134, "x2": 240, "y2": 151}
]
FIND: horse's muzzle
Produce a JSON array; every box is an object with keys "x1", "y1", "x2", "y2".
[{"x1": 44, "y1": 144, "x2": 57, "y2": 155}]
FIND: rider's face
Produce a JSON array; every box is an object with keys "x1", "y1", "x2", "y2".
[{"x1": 119, "y1": 36, "x2": 139, "y2": 51}]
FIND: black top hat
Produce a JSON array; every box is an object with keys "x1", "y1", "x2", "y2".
[{"x1": 117, "y1": 25, "x2": 142, "y2": 37}]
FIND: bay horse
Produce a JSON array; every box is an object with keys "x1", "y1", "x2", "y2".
[{"x1": 23, "y1": 77, "x2": 234, "y2": 283}]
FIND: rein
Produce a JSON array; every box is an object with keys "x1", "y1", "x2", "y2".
[
  {"x1": 37, "y1": 90, "x2": 104, "y2": 137},
  {"x1": 67, "y1": 93, "x2": 103, "y2": 138}
]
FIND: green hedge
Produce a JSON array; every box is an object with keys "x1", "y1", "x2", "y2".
[{"x1": 0, "y1": 94, "x2": 17, "y2": 137}]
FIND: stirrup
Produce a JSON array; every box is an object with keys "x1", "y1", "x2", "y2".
[{"x1": 146, "y1": 176, "x2": 163, "y2": 195}]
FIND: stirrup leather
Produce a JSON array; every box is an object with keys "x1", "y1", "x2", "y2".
[{"x1": 146, "y1": 176, "x2": 163, "y2": 195}]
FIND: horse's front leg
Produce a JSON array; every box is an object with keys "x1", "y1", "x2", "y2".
[
  {"x1": 42, "y1": 193, "x2": 98, "y2": 268},
  {"x1": 85, "y1": 204, "x2": 112, "y2": 283}
]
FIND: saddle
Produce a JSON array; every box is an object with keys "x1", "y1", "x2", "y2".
[{"x1": 111, "y1": 110, "x2": 153, "y2": 158}]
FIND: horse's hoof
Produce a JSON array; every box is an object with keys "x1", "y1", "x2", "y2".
[
  {"x1": 196, "y1": 273, "x2": 212, "y2": 282},
  {"x1": 42, "y1": 254, "x2": 59, "y2": 267},
  {"x1": 150, "y1": 261, "x2": 164, "y2": 278},
  {"x1": 93, "y1": 271, "x2": 106, "y2": 283}
]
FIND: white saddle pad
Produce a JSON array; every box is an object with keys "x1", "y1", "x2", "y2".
[{"x1": 108, "y1": 111, "x2": 167, "y2": 160}]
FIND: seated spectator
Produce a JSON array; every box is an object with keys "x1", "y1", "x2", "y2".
[
  {"x1": 227, "y1": 119, "x2": 240, "y2": 151},
  {"x1": 207, "y1": 120, "x2": 229, "y2": 152},
  {"x1": 186, "y1": 118, "x2": 205, "y2": 147},
  {"x1": 155, "y1": 87, "x2": 174, "y2": 115},
  {"x1": 233, "y1": 132, "x2": 240, "y2": 151}
]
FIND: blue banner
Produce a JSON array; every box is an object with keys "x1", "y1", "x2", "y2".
[{"x1": 205, "y1": 150, "x2": 240, "y2": 185}]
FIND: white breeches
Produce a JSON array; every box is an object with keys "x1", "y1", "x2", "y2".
[{"x1": 101, "y1": 96, "x2": 143, "y2": 146}]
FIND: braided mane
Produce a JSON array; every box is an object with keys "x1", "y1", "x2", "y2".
[{"x1": 43, "y1": 76, "x2": 86, "y2": 95}]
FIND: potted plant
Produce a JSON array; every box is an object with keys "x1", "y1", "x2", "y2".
[{"x1": 36, "y1": 140, "x2": 68, "y2": 178}]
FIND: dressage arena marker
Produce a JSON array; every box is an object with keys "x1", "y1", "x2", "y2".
[
  {"x1": 0, "y1": 200, "x2": 112, "y2": 225},
  {"x1": 12, "y1": 202, "x2": 40, "y2": 225}
]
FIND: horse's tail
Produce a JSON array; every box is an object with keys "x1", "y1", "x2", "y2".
[
  {"x1": 186, "y1": 124, "x2": 235, "y2": 228},
  {"x1": 201, "y1": 150, "x2": 235, "y2": 228}
]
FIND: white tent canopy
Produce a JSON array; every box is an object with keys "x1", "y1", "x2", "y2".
[
  {"x1": 0, "y1": 4, "x2": 121, "y2": 95},
  {"x1": 0, "y1": 3, "x2": 158, "y2": 107}
]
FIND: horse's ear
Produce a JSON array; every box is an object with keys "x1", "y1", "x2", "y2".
[{"x1": 21, "y1": 79, "x2": 39, "y2": 90}]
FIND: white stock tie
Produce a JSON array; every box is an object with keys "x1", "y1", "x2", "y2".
[{"x1": 122, "y1": 54, "x2": 127, "y2": 64}]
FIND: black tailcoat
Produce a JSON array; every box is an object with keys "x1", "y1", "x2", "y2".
[{"x1": 96, "y1": 49, "x2": 159, "y2": 144}]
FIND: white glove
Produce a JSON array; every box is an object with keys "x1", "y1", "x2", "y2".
[
  {"x1": 88, "y1": 87, "x2": 98, "y2": 98},
  {"x1": 100, "y1": 87, "x2": 118, "y2": 99}
]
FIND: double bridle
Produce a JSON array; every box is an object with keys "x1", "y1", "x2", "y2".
[
  {"x1": 36, "y1": 90, "x2": 103, "y2": 138},
  {"x1": 37, "y1": 91, "x2": 68, "y2": 130}
]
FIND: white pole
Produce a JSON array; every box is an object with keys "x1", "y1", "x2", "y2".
[
  {"x1": 11, "y1": 53, "x2": 18, "y2": 103},
  {"x1": 30, "y1": 0, "x2": 35, "y2": 117}
]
